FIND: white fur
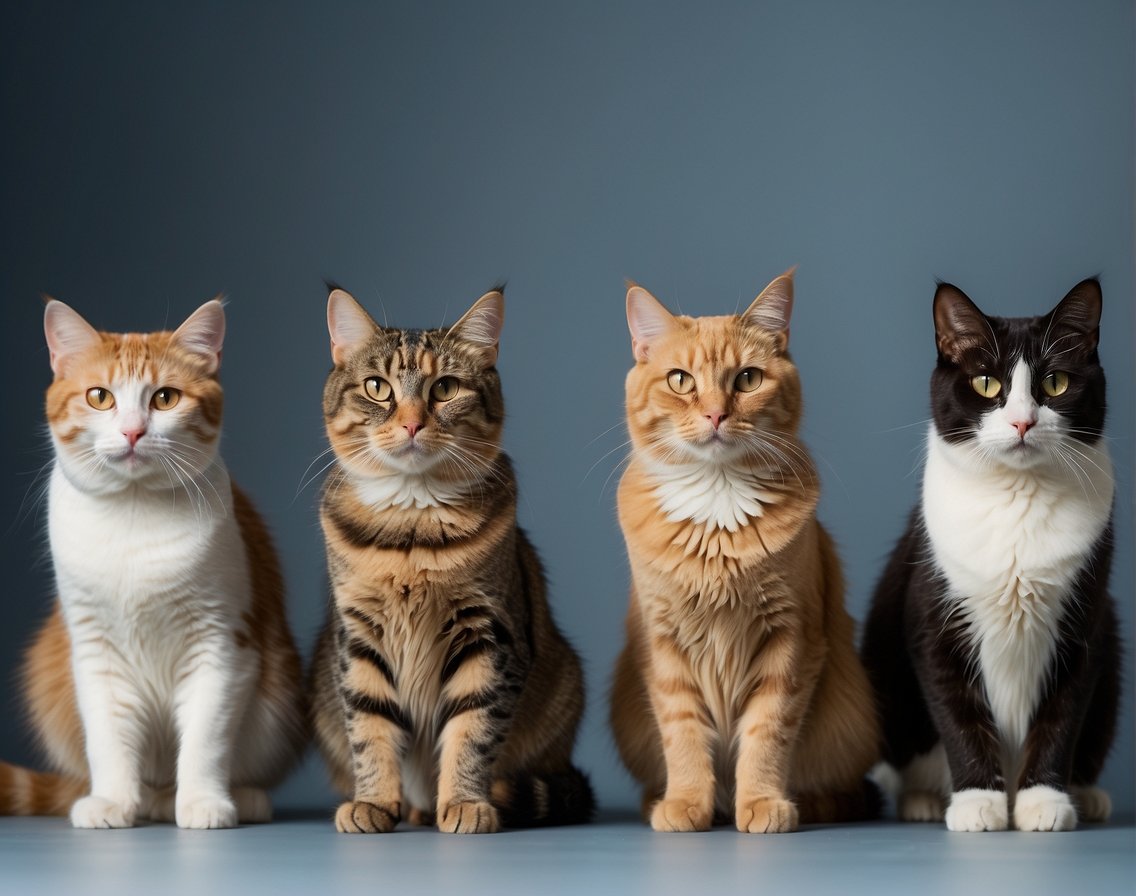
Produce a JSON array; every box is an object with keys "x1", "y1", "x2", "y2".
[
  {"x1": 945, "y1": 788, "x2": 1009, "y2": 832},
  {"x1": 350, "y1": 467, "x2": 477, "y2": 510},
  {"x1": 1013, "y1": 784, "x2": 1077, "y2": 832},
  {"x1": 644, "y1": 456, "x2": 782, "y2": 532}
]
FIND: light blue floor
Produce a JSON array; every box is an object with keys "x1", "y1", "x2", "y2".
[{"x1": 0, "y1": 813, "x2": 1132, "y2": 896}]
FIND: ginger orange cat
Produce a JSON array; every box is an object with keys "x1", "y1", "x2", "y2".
[{"x1": 610, "y1": 270, "x2": 880, "y2": 832}]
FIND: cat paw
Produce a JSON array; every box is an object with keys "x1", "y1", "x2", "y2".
[
  {"x1": 945, "y1": 789, "x2": 1008, "y2": 832},
  {"x1": 899, "y1": 789, "x2": 945, "y2": 822},
  {"x1": 233, "y1": 787, "x2": 272, "y2": 824},
  {"x1": 437, "y1": 800, "x2": 500, "y2": 834},
  {"x1": 70, "y1": 795, "x2": 139, "y2": 829},
  {"x1": 407, "y1": 806, "x2": 436, "y2": 827},
  {"x1": 1014, "y1": 786, "x2": 1076, "y2": 832},
  {"x1": 650, "y1": 798, "x2": 713, "y2": 832},
  {"x1": 736, "y1": 798, "x2": 799, "y2": 833},
  {"x1": 1070, "y1": 786, "x2": 1111, "y2": 823},
  {"x1": 335, "y1": 800, "x2": 399, "y2": 833},
  {"x1": 176, "y1": 794, "x2": 239, "y2": 829}
]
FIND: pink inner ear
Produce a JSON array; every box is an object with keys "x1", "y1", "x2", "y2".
[{"x1": 44, "y1": 301, "x2": 101, "y2": 374}]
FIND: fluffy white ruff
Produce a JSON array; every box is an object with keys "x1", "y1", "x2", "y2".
[
  {"x1": 349, "y1": 467, "x2": 478, "y2": 510},
  {"x1": 643, "y1": 456, "x2": 781, "y2": 531},
  {"x1": 945, "y1": 789, "x2": 1009, "y2": 832},
  {"x1": 1013, "y1": 785, "x2": 1076, "y2": 832}
]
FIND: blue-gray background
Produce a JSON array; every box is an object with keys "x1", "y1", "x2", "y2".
[{"x1": 1, "y1": 0, "x2": 1132, "y2": 815}]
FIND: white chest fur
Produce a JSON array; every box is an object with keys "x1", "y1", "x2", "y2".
[
  {"x1": 645, "y1": 457, "x2": 782, "y2": 532},
  {"x1": 350, "y1": 468, "x2": 473, "y2": 510},
  {"x1": 922, "y1": 431, "x2": 1113, "y2": 750}
]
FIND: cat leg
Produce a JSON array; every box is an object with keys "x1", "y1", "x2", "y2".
[
  {"x1": 897, "y1": 744, "x2": 951, "y2": 822},
  {"x1": 1068, "y1": 604, "x2": 1120, "y2": 825},
  {"x1": 232, "y1": 787, "x2": 272, "y2": 823}
]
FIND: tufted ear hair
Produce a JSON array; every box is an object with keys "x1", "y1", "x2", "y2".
[
  {"x1": 44, "y1": 299, "x2": 102, "y2": 376},
  {"x1": 1046, "y1": 277, "x2": 1102, "y2": 352},
  {"x1": 448, "y1": 289, "x2": 505, "y2": 365},
  {"x1": 173, "y1": 297, "x2": 226, "y2": 373},
  {"x1": 327, "y1": 287, "x2": 379, "y2": 366},
  {"x1": 741, "y1": 268, "x2": 795, "y2": 348},
  {"x1": 626, "y1": 283, "x2": 677, "y2": 362},
  {"x1": 933, "y1": 282, "x2": 992, "y2": 362}
]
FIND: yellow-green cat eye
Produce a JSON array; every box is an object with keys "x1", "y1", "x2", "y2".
[
  {"x1": 971, "y1": 375, "x2": 1002, "y2": 399},
  {"x1": 86, "y1": 387, "x2": 115, "y2": 410},
  {"x1": 151, "y1": 388, "x2": 181, "y2": 411},
  {"x1": 363, "y1": 377, "x2": 393, "y2": 402},
  {"x1": 734, "y1": 368, "x2": 763, "y2": 393},
  {"x1": 667, "y1": 370, "x2": 695, "y2": 395},
  {"x1": 430, "y1": 376, "x2": 459, "y2": 402},
  {"x1": 1042, "y1": 371, "x2": 1069, "y2": 397}
]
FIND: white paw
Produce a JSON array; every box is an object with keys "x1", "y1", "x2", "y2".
[
  {"x1": 1070, "y1": 786, "x2": 1111, "y2": 823},
  {"x1": 899, "y1": 789, "x2": 945, "y2": 822},
  {"x1": 1014, "y1": 785, "x2": 1076, "y2": 832},
  {"x1": 233, "y1": 787, "x2": 272, "y2": 824},
  {"x1": 70, "y1": 795, "x2": 138, "y2": 829},
  {"x1": 176, "y1": 794, "x2": 238, "y2": 829},
  {"x1": 945, "y1": 789, "x2": 1008, "y2": 832}
]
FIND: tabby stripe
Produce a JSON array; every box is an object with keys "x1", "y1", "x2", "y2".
[
  {"x1": 347, "y1": 638, "x2": 397, "y2": 688},
  {"x1": 440, "y1": 639, "x2": 495, "y2": 685},
  {"x1": 438, "y1": 688, "x2": 501, "y2": 727},
  {"x1": 344, "y1": 689, "x2": 411, "y2": 731}
]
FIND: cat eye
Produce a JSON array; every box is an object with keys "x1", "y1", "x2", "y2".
[
  {"x1": 151, "y1": 388, "x2": 181, "y2": 411},
  {"x1": 970, "y1": 375, "x2": 1002, "y2": 399},
  {"x1": 1042, "y1": 371, "x2": 1069, "y2": 397},
  {"x1": 85, "y1": 387, "x2": 115, "y2": 411},
  {"x1": 667, "y1": 370, "x2": 695, "y2": 394},
  {"x1": 734, "y1": 368, "x2": 763, "y2": 393},
  {"x1": 430, "y1": 376, "x2": 459, "y2": 402},
  {"x1": 363, "y1": 377, "x2": 393, "y2": 402}
]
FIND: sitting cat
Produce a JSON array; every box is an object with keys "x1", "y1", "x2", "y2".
[
  {"x1": 0, "y1": 298, "x2": 308, "y2": 828},
  {"x1": 610, "y1": 270, "x2": 881, "y2": 832},
  {"x1": 309, "y1": 285, "x2": 593, "y2": 833},
  {"x1": 861, "y1": 278, "x2": 1119, "y2": 832}
]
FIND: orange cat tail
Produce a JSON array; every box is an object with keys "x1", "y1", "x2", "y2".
[
  {"x1": 494, "y1": 767, "x2": 596, "y2": 828},
  {"x1": 797, "y1": 778, "x2": 883, "y2": 824},
  {"x1": 0, "y1": 761, "x2": 86, "y2": 816}
]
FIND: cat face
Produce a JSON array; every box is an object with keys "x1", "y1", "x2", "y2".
[
  {"x1": 322, "y1": 287, "x2": 506, "y2": 481},
  {"x1": 43, "y1": 299, "x2": 226, "y2": 494},
  {"x1": 624, "y1": 270, "x2": 803, "y2": 466},
  {"x1": 930, "y1": 278, "x2": 1106, "y2": 471}
]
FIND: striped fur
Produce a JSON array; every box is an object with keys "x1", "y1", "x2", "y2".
[
  {"x1": 310, "y1": 287, "x2": 592, "y2": 834},
  {"x1": 1, "y1": 299, "x2": 308, "y2": 828},
  {"x1": 610, "y1": 272, "x2": 881, "y2": 832}
]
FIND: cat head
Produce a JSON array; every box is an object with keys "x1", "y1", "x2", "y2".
[
  {"x1": 322, "y1": 285, "x2": 505, "y2": 482},
  {"x1": 44, "y1": 298, "x2": 226, "y2": 494},
  {"x1": 930, "y1": 278, "x2": 1105, "y2": 470},
  {"x1": 624, "y1": 269, "x2": 803, "y2": 466}
]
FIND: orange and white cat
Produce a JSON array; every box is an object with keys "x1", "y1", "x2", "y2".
[
  {"x1": 0, "y1": 299, "x2": 307, "y2": 828},
  {"x1": 610, "y1": 270, "x2": 880, "y2": 832}
]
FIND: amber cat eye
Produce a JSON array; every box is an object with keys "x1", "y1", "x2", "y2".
[
  {"x1": 151, "y1": 388, "x2": 181, "y2": 410},
  {"x1": 1042, "y1": 371, "x2": 1069, "y2": 397},
  {"x1": 734, "y1": 368, "x2": 763, "y2": 393},
  {"x1": 667, "y1": 370, "x2": 695, "y2": 394},
  {"x1": 430, "y1": 376, "x2": 459, "y2": 402},
  {"x1": 971, "y1": 375, "x2": 1002, "y2": 399},
  {"x1": 363, "y1": 377, "x2": 393, "y2": 402},
  {"x1": 86, "y1": 387, "x2": 115, "y2": 410}
]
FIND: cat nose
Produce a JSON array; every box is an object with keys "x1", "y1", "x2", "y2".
[
  {"x1": 705, "y1": 411, "x2": 728, "y2": 431},
  {"x1": 403, "y1": 421, "x2": 423, "y2": 438},
  {"x1": 1011, "y1": 420, "x2": 1035, "y2": 439},
  {"x1": 122, "y1": 427, "x2": 146, "y2": 448}
]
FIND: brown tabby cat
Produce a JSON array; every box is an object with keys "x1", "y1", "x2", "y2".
[
  {"x1": 309, "y1": 285, "x2": 593, "y2": 834},
  {"x1": 1, "y1": 299, "x2": 307, "y2": 828},
  {"x1": 610, "y1": 270, "x2": 880, "y2": 832}
]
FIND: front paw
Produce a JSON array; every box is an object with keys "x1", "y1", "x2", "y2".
[
  {"x1": 650, "y1": 798, "x2": 713, "y2": 832},
  {"x1": 1014, "y1": 786, "x2": 1076, "y2": 832},
  {"x1": 176, "y1": 794, "x2": 238, "y2": 829},
  {"x1": 945, "y1": 789, "x2": 1008, "y2": 832},
  {"x1": 438, "y1": 800, "x2": 499, "y2": 834},
  {"x1": 1070, "y1": 786, "x2": 1111, "y2": 824},
  {"x1": 736, "y1": 798, "x2": 798, "y2": 833},
  {"x1": 70, "y1": 795, "x2": 139, "y2": 829},
  {"x1": 335, "y1": 800, "x2": 400, "y2": 833}
]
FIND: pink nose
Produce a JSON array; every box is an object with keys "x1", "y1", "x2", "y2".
[
  {"x1": 403, "y1": 421, "x2": 423, "y2": 438},
  {"x1": 123, "y1": 428, "x2": 145, "y2": 448},
  {"x1": 705, "y1": 411, "x2": 728, "y2": 431},
  {"x1": 1012, "y1": 420, "x2": 1035, "y2": 439}
]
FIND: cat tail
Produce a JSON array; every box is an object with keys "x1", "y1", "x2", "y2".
[
  {"x1": 797, "y1": 777, "x2": 883, "y2": 824},
  {"x1": 495, "y1": 766, "x2": 596, "y2": 827},
  {"x1": 0, "y1": 761, "x2": 86, "y2": 816}
]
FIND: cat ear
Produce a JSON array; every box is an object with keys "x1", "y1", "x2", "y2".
[
  {"x1": 933, "y1": 283, "x2": 991, "y2": 361},
  {"x1": 626, "y1": 283, "x2": 677, "y2": 362},
  {"x1": 44, "y1": 299, "x2": 102, "y2": 375},
  {"x1": 742, "y1": 268, "x2": 795, "y2": 344},
  {"x1": 1047, "y1": 278, "x2": 1102, "y2": 351},
  {"x1": 173, "y1": 298, "x2": 226, "y2": 374},
  {"x1": 448, "y1": 289, "x2": 505, "y2": 365},
  {"x1": 327, "y1": 288, "x2": 378, "y2": 366}
]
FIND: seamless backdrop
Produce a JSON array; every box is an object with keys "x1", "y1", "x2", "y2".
[{"x1": 1, "y1": 0, "x2": 1132, "y2": 815}]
